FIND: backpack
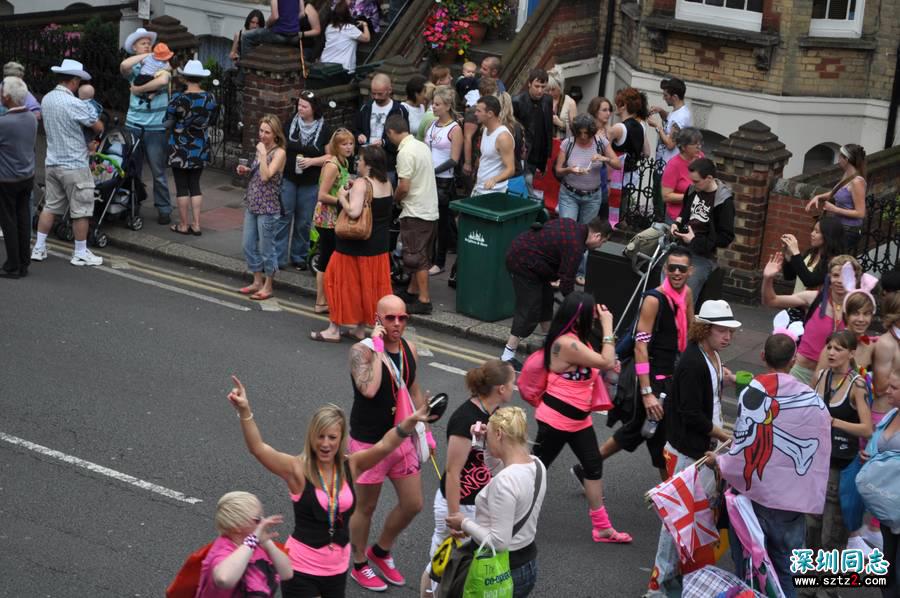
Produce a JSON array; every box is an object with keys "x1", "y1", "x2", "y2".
[{"x1": 553, "y1": 136, "x2": 604, "y2": 182}]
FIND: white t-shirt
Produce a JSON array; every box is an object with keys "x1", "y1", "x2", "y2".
[
  {"x1": 402, "y1": 102, "x2": 426, "y2": 139},
  {"x1": 702, "y1": 349, "x2": 724, "y2": 429},
  {"x1": 369, "y1": 100, "x2": 393, "y2": 143},
  {"x1": 319, "y1": 24, "x2": 363, "y2": 72},
  {"x1": 656, "y1": 104, "x2": 692, "y2": 165}
]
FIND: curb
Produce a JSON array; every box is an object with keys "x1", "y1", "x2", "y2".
[{"x1": 105, "y1": 228, "x2": 544, "y2": 353}]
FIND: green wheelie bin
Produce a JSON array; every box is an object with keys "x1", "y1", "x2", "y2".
[{"x1": 449, "y1": 193, "x2": 542, "y2": 322}]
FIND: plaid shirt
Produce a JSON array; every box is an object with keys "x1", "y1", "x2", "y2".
[
  {"x1": 41, "y1": 85, "x2": 97, "y2": 169},
  {"x1": 505, "y1": 218, "x2": 587, "y2": 295}
]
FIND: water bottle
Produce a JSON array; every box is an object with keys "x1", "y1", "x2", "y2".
[{"x1": 641, "y1": 392, "x2": 666, "y2": 439}]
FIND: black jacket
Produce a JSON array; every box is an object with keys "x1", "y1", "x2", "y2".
[
  {"x1": 664, "y1": 343, "x2": 717, "y2": 459},
  {"x1": 352, "y1": 100, "x2": 409, "y2": 171},
  {"x1": 677, "y1": 180, "x2": 735, "y2": 260},
  {"x1": 782, "y1": 253, "x2": 826, "y2": 289},
  {"x1": 512, "y1": 92, "x2": 553, "y2": 170}
]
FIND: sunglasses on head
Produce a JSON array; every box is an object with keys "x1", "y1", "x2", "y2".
[
  {"x1": 667, "y1": 264, "x2": 689, "y2": 273},
  {"x1": 380, "y1": 314, "x2": 409, "y2": 323}
]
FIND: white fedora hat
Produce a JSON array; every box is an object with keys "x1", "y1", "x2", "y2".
[
  {"x1": 696, "y1": 299, "x2": 742, "y2": 329},
  {"x1": 177, "y1": 60, "x2": 211, "y2": 78},
  {"x1": 50, "y1": 58, "x2": 91, "y2": 80},
  {"x1": 124, "y1": 27, "x2": 158, "y2": 54}
]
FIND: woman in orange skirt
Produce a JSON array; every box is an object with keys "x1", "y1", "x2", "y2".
[{"x1": 311, "y1": 145, "x2": 393, "y2": 342}]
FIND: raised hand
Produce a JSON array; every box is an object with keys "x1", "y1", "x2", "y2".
[
  {"x1": 254, "y1": 514, "x2": 284, "y2": 544},
  {"x1": 227, "y1": 375, "x2": 249, "y2": 412},
  {"x1": 762, "y1": 253, "x2": 783, "y2": 279}
]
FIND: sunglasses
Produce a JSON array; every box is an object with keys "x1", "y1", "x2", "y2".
[
  {"x1": 667, "y1": 264, "x2": 689, "y2": 273},
  {"x1": 380, "y1": 314, "x2": 409, "y2": 323}
]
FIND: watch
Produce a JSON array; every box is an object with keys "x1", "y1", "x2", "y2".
[{"x1": 640, "y1": 386, "x2": 654, "y2": 396}]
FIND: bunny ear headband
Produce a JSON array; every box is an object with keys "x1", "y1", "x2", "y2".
[
  {"x1": 772, "y1": 311, "x2": 803, "y2": 343},
  {"x1": 840, "y1": 261, "x2": 878, "y2": 314}
]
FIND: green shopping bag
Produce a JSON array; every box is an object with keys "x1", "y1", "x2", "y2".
[{"x1": 462, "y1": 541, "x2": 513, "y2": 598}]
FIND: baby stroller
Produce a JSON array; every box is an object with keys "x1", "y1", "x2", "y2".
[{"x1": 53, "y1": 126, "x2": 145, "y2": 247}]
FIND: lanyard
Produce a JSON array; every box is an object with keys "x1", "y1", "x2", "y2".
[{"x1": 316, "y1": 464, "x2": 340, "y2": 549}]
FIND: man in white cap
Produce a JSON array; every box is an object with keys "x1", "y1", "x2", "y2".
[
  {"x1": 645, "y1": 298, "x2": 739, "y2": 597},
  {"x1": 119, "y1": 27, "x2": 173, "y2": 225},
  {"x1": 31, "y1": 59, "x2": 104, "y2": 267}
]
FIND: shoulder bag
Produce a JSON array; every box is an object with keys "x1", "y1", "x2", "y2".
[{"x1": 335, "y1": 178, "x2": 373, "y2": 240}]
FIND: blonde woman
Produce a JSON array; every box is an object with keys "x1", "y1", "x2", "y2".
[
  {"x1": 425, "y1": 86, "x2": 462, "y2": 274},
  {"x1": 446, "y1": 406, "x2": 546, "y2": 598},
  {"x1": 235, "y1": 115, "x2": 286, "y2": 301},
  {"x1": 547, "y1": 67, "x2": 576, "y2": 140},
  {"x1": 498, "y1": 92, "x2": 527, "y2": 197},
  {"x1": 227, "y1": 376, "x2": 434, "y2": 596},
  {"x1": 196, "y1": 491, "x2": 294, "y2": 597}
]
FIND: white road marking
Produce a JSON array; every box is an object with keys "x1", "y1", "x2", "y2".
[
  {"x1": 47, "y1": 249, "x2": 250, "y2": 312},
  {"x1": 429, "y1": 362, "x2": 468, "y2": 376},
  {"x1": 0, "y1": 432, "x2": 202, "y2": 505},
  {"x1": 258, "y1": 299, "x2": 283, "y2": 312}
]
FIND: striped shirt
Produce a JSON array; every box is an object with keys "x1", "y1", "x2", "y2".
[{"x1": 41, "y1": 85, "x2": 97, "y2": 169}]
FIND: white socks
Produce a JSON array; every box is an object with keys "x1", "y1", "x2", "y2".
[
  {"x1": 35, "y1": 232, "x2": 47, "y2": 249},
  {"x1": 74, "y1": 240, "x2": 87, "y2": 255},
  {"x1": 501, "y1": 345, "x2": 516, "y2": 361}
]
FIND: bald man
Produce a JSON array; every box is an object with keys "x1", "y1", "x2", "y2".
[
  {"x1": 346, "y1": 294, "x2": 429, "y2": 591},
  {"x1": 353, "y1": 73, "x2": 409, "y2": 182}
]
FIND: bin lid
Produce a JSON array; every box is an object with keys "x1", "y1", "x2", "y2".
[{"x1": 449, "y1": 193, "x2": 542, "y2": 223}]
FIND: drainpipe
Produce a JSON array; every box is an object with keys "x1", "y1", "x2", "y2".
[
  {"x1": 885, "y1": 43, "x2": 900, "y2": 149},
  {"x1": 598, "y1": 0, "x2": 616, "y2": 97}
]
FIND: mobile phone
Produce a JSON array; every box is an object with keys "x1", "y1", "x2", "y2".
[
  {"x1": 427, "y1": 393, "x2": 449, "y2": 421},
  {"x1": 677, "y1": 222, "x2": 689, "y2": 234}
]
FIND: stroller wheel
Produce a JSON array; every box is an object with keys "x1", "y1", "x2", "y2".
[
  {"x1": 93, "y1": 231, "x2": 109, "y2": 248},
  {"x1": 54, "y1": 222, "x2": 67, "y2": 240},
  {"x1": 63, "y1": 224, "x2": 75, "y2": 242},
  {"x1": 128, "y1": 216, "x2": 144, "y2": 231},
  {"x1": 309, "y1": 252, "x2": 321, "y2": 273}
]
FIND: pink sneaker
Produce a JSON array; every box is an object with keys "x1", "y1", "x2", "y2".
[
  {"x1": 366, "y1": 546, "x2": 406, "y2": 586},
  {"x1": 350, "y1": 564, "x2": 388, "y2": 592}
]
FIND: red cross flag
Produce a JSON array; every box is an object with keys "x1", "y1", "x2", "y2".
[{"x1": 648, "y1": 464, "x2": 719, "y2": 562}]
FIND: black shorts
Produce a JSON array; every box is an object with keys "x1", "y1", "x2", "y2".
[
  {"x1": 172, "y1": 167, "x2": 203, "y2": 197},
  {"x1": 612, "y1": 375, "x2": 669, "y2": 469},
  {"x1": 510, "y1": 273, "x2": 555, "y2": 339},
  {"x1": 281, "y1": 569, "x2": 347, "y2": 598},
  {"x1": 316, "y1": 226, "x2": 336, "y2": 273}
]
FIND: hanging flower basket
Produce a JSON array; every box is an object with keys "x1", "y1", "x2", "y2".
[{"x1": 461, "y1": 19, "x2": 488, "y2": 44}]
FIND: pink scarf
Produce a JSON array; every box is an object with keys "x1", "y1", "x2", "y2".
[{"x1": 661, "y1": 278, "x2": 688, "y2": 352}]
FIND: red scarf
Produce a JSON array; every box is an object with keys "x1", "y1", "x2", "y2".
[{"x1": 661, "y1": 278, "x2": 688, "y2": 352}]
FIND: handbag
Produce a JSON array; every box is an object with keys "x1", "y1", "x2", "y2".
[
  {"x1": 856, "y1": 449, "x2": 900, "y2": 530},
  {"x1": 440, "y1": 463, "x2": 543, "y2": 598},
  {"x1": 335, "y1": 178, "x2": 373, "y2": 240},
  {"x1": 591, "y1": 372, "x2": 614, "y2": 412},
  {"x1": 381, "y1": 339, "x2": 430, "y2": 465},
  {"x1": 517, "y1": 349, "x2": 547, "y2": 407}
]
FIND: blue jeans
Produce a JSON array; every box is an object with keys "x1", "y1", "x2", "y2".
[
  {"x1": 730, "y1": 503, "x2": 805, "y2": 598},
  {"x1": 511, "y1": 558, "x2": 537, "y2": 598},
  {"x1": 240, "y1": 27, "x2": 297, "y2": 57},
  {"x1": 558, "y1": 185, "x2": 604, "y2": 278},
  {"x1": 242, "y1": 210, "x2": 279, "y2": 276},
  {"x1": 127, "y1": 127, "x2": 171, "y2": 215},
  {"x1": 275, "y1": 180, "x2": 318, "y2": 266}
]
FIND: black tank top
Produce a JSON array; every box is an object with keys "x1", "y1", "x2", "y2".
[
  {"x1": 819, "y1": 370, "x2": 861, "y2": 467},
  {"x1": 350, "y1": 338, "x2": 417, "y2": 443},
  {"x1": 648, "y1": 291, "x2": 679, "y2": 376},
  {"x1": 336, "y1": 193, "x2": 392, "y2": 257},
  {"x1": 291, "y1": 461, "x2": 356, "y2": 548},
  {"x1": 611, "y1": 117, "x2": 644, "y2": 173}
]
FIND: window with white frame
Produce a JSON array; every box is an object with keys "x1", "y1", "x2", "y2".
[
  {"x1": 809, "y1": 0, "x2": 864, "y2": 38},
  {"x1": 676, "y1": 0, "x2": 763, "y2": 32}
]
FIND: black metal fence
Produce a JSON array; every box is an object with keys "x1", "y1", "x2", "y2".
[
  {"x1": 855, "y1": 193, "x2": 900, "y2": 274},
  {"x1": 207, "y1": 69, "x2": 243, "y2": 168},
  {"x1": 619, "y1": 156, "x2": 665, "y2": 231},
  {"x1": 0, "y1": 19, "x2": 128, "y2": 113}
]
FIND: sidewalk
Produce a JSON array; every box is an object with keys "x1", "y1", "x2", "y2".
[{"x1": 96, "y1": 165, "x2": 775, "y2": 379}]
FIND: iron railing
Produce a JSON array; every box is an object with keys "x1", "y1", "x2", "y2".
[
  {"x1": 855, "y1": 193, "x2": 900, "y2": 274},
  {"x1": 207, "y1": 71, "x2": 243, "y2": 168},
  {"x1": 619, "y1": 156, "x2": 665, "y2": 231}
]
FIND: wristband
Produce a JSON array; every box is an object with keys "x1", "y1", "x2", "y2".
[
  {"x1": 426, "y1": 429, "x2": 436, "y2": 451},
  {"x1": 635, "y1": 362, "x2": 650, "y2": 376},
  {"x1": 395, "y1": 424, "x2": 412, "y2": 438},
  {"x1": 602, "y1": 335, "x2": 615, "y2": 345},
  {"x1": 641, "y1": 386, "x2": 654, "y2": 396},
  {"x1": 635, "y1": 331, "x2": 652, "y2": 344},
  {"x1": 372, "y1": 336, "x2": 384, "y2": 353},
  {"x1": 243, "y1": 533, "x2": 260, "y2": 549}
]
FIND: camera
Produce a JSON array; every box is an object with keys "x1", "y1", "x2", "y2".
[
  {"x1": 677, "y1": 222, "x2": 689, "y2": 234},
  {"x1": 427, "y1": 393, "x2": 449, "y2": 421}
]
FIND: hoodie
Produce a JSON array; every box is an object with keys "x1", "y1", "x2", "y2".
[{"x1": 677, "y1": 179, "x2": 735, "y2": 259}]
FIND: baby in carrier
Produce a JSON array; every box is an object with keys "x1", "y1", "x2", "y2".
[{"x1": 133, "y1": 43, "x2": 173, "y2": 107}]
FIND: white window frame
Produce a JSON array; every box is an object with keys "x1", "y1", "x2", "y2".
[
  {"x1": 809, "y1": 0, "x2": 864, "y2": 38},
  {"x1": 675, "y1": 0, "x2": 762, "y2": 32}
]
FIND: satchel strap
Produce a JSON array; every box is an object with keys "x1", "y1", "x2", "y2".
[{"x1": 512, "y1": 460, "x2": 543, "y2": 537}]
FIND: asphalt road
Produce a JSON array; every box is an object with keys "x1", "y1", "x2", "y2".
[{"x1": 0, "y1": 242, "x2": 879, "y2": 598}]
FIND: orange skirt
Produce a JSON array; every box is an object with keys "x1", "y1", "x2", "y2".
[{"x1": 324, "y1": 251, "x2": 392, "y2": 326}]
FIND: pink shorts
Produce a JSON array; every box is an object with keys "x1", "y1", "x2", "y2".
[{"x1": 349, "y1": 436, "x2": 420, "y2": 484}]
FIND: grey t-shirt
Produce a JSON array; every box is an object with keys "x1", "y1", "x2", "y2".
[{"x1": 0, "y1": 109, "x2": 37, "y2": 181}]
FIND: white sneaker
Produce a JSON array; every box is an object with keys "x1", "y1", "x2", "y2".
[
  {"x1": 31, "y1": 245, "x2": 47, "y2": 261},
  {"x1": 70, "y1": 249, "x2": 103, "y2": 267}
]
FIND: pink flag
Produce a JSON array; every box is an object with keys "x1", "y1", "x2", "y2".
[
  {"x1": 648, "y1": 464, "x2": 719, "y2": 561},
  {"x1": 718, "y1": 372, "x2": 831, "y2": 515}
]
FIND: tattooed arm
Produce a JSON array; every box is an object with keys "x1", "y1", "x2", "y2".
[{"x1": 350, "y1": 343, "x2": 383, "y2": 398}]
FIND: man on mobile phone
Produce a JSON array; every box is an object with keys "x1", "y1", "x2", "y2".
[{"x1": 347, "y1": 294, "x2": 431, "y2": 591}]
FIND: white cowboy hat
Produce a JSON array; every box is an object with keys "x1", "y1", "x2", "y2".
[
  {"x1": 177, "y1": 60, "x2": 211, "y2": 78},
  {"x1": 124, "y1": 27, "x2": 158, "y2": 54},
  {"x1": 50, "y1": 59, "x2": 91, "y2": 80},
  {"x1": 696, "y1": 299, "x2": 742, "y2": 329}
]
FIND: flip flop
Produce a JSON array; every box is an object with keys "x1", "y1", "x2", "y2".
[
  {"x1": 309, "y1": 331, "x2": 341, "y2": 343},
  {"x1": 341, "y1": 330, "x2": 366, "y2": 342},
  {"x1": 314, "y1": 303, "x2": 330, "y2": 314},
  {"x1": 170, "y1": 224, "x2": 191, "y2": 235},
  {"x1": 189, "y1": 227, "x2": 202, "y2": 236},
  {"x1": 239, "y1": 286, "x2": 259, "y2": 295},
  {"x1": 593, "y1": 529, "x2": 633, "y2": 544},
  {"x1": 250, "y1": 291, "x2": 273, "y2": 301}
]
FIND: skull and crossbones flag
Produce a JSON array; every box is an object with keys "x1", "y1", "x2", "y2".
[{"x1": 719, "y1": 372, "x2": 832, "y2": 515}]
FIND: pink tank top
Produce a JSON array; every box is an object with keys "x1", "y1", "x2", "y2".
[
  {"x1": 287, "y1": 482, "x2": 354, "y2": 576},
  {"x1": 535, "y1": 371, "x2": 595, "y2": 432},
  {"x1": 797, "y1": 308, "x2": 842, "y2": 362}
]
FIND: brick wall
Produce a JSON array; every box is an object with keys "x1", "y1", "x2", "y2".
[{"x1": 784, "y1": 49, "x2": 872, "y2": 97}]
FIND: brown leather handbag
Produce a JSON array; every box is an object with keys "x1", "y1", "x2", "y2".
[{"x1": 335, "y1": 178, "x2": 373, "y2": 241}]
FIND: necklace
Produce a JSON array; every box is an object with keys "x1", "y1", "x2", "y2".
[
  {"x1": 475, "y1": 396, "x2": 490, "y2": 415},
  {"x1": 386, "y1": 343, "x2": 408, "y2": 416},
  {"x1": 316, "y1": 464, "x2": 340, "y2": 550}
]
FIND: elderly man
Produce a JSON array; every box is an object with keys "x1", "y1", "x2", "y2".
[
  {"x1": 0, "y1": 77, "x2": 38, "y2": 278},
  {"x1": 119, "y1": 27, "x2": 172, "y2": 225},
  {"x1": 387, "y1": 114, "x2": 438, "y2": 315},
  {"x1": 31, "y1": 59, "x2": 104, "y2": 267},
  {"x1": 0, "y1": 62, "x2": 41, "y2": 119}
]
